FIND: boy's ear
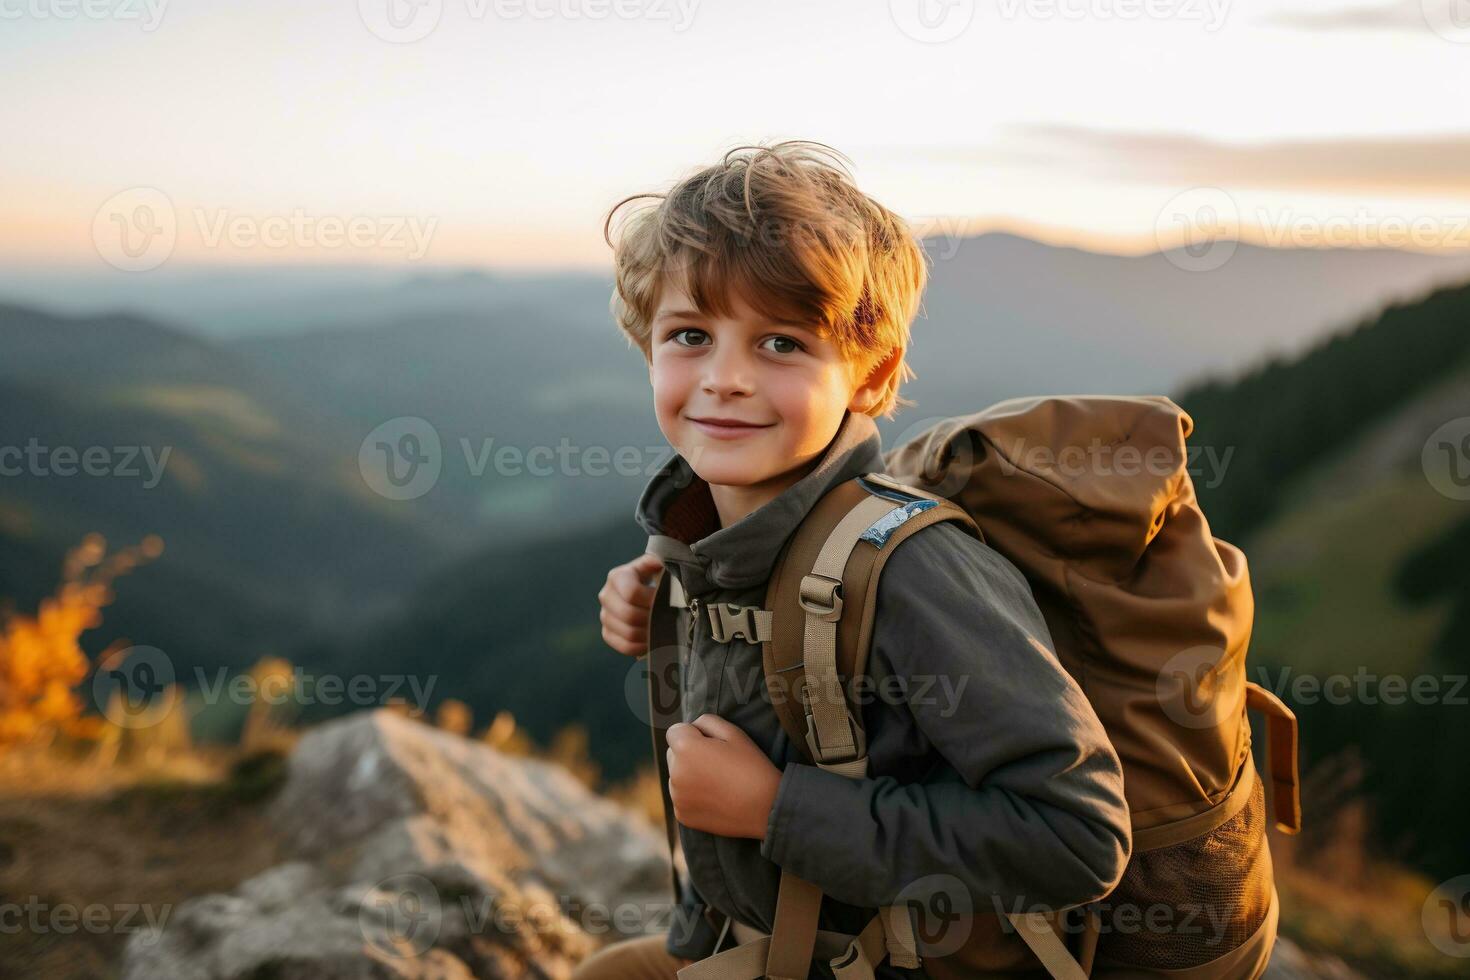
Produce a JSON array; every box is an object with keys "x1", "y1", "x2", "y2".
[{"x1": 848, "y1": 346, "x2": 903, "y2": 415}]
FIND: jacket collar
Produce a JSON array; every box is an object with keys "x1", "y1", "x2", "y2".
[{"x1": 634, "y1": 409, "x2": 885, "y2": 596}]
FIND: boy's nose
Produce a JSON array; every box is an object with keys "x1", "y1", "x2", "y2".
[{"x1": 700, "y1": 348, "x2": 755, "y2": 397}]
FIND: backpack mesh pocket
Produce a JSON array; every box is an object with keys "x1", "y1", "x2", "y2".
[{"x1": 1096, "y1": 774, "x2": 1271, "y2": 970}]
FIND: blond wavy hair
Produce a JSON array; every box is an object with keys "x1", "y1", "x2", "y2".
[{"x1": 602, "y1": 140, "x2": 926, "y2": 420}]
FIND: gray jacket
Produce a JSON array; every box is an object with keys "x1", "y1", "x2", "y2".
[{"x1": 634, "y1": 409, "x2": 1131, "y2": 976}]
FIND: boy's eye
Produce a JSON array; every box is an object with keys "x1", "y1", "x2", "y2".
[
  {"x1": 667, "y1": 329, "x2": 804, "y2": 356},
  {"x1": 669, "y1": 328, "x2": 710, "y2": 348},
  {"x1": 761, "y1": 335, "x2": 804, "y2": 355}
]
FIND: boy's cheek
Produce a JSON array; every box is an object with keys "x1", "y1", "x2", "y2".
[{"x1": 649, "y1": 369, "x2": 691, "y2": 421}]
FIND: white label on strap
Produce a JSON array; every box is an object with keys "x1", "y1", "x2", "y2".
[{"x1": 859, "y1": 498, "x2": 938, "y2": 548}]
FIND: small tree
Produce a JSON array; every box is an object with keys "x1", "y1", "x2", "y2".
[
  {"x1": 0, "y1": 533, "x2": 162, "y2": 750},
  {"x1": 435, "y1": 697, "x2": 473, "y2": 736},
  {"x1": 240, "y1": 656, "x2": 299, "y2": 753}
]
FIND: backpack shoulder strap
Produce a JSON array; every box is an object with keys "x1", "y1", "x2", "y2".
[
  {"x1": 762, "y1": 473, "x2": 980, "y2": 773},
  {"x1": 759, "y1": 476, "x2": 997, "y2": 980},
  {"x1": 759, "y1": 476, "x2": 1093, "y2": 980}
]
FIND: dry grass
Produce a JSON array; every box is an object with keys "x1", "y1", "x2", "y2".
[
  {"x1": 1269, "y1": 750, "x2": 1463, "y2": 978},
  {"x1": 0, "y1": 704, "x2": 625, "y2": 980},
  {"x1": 0, "y1": 741, "x2": 290, "y2": 980},
  {"x1": 1276, "y1": 854, "x2": 1452, "y2": 977},
  {"x1": 604, "y1": 761, "x2": 665, "y2": 831}
]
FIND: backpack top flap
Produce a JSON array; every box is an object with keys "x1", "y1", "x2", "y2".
[
  {"x1": 881, "y1": 395, "x2": 1256, "y2": 826},
  {"x1": 883, "y1": 394, "x2": 1191, "y2": 579}
]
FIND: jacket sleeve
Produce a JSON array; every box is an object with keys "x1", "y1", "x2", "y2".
[
  {"x1": 758, "y1": 520, "x2": 1132, "y2": 915},
  {"x1": 665, "y1": 868, "x2": 724, "y2": 960}
]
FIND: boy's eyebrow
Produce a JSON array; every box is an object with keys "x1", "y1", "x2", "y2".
[{"x1": 655, "y1": 309, "x2": 822, "y2": 335}]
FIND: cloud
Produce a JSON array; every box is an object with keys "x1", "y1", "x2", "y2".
[
  {"x1": 933, "y1": 125, "x2": 1470, "y2": 197},
  {"x1": 1266, "y1": 1, "x2": 1457, "y2": 34}
]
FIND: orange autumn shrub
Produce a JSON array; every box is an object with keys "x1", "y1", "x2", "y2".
[{"x1": 0, "y1": 532, "x2": 162, "y2": 748}]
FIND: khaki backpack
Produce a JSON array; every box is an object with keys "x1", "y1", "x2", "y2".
[{"x1": 644, "y1": 394, "x2": 1301, "y2": 980}]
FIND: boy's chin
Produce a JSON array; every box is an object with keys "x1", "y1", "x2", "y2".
[{"x1": 688, "y1": 456, "x2": 791, "y2": 488}]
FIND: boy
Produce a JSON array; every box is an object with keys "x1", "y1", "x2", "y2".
[{"x1": 585, "y1": 141, "x2": 1130, "y2": 980}]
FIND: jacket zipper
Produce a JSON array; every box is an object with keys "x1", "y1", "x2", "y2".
[{"x1": 687, "y1": 595, "x2": 701, "y2": 649}]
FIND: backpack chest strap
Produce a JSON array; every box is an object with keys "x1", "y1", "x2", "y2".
[
  {"x1": 649, "y1": 535, "x2": 775, "y2": 643},
  {"x1": 706, "y1": 603, "x2": 774, "y2": 644}
]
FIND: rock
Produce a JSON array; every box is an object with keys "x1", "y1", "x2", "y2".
[
  {"x1": 1262, "y1": 936, "x2": 1368, "y2": 980},
  {"x1": 121, "y1": 708, "x2": 1358, "y2": 979},
  {"x1": 121, "y1": 709, "x2": 674, "y2": 979}
]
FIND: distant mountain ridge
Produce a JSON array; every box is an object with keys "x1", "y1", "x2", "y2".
[{"x1": 0, "y1": 305, "x2": 454, "y2": 674}]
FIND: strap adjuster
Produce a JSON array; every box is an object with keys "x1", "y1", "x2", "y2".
[
  {"x1": 803, "y1": 705, "x2": 866, "y2": 764},
  {"x1": 798, "y1": 573, "x2": 844, "y2": 621}
]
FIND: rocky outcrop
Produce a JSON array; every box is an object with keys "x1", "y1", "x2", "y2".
[
  {"x1": 118, "y1": 708, "x2": 1356, "y2": 979},
  {"x1": 1262, "y1": 938, "x2": 1367, "y2": 980},
  {"x1": 121, "y1": 709, "x2": 673, "y2": 979}
]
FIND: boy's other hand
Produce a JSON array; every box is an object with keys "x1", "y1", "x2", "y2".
[
  {"x1": 599, "y1": 552, "x2": 665, "y2": 656},
  {"x1": 666, "y1": 714, "x2": 782, "y2": 840}
]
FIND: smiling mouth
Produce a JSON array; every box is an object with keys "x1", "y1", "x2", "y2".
[
  {"x1": 689, "y1": 418, "x2": 774, "y2": 428},
  {"x1": 687, "y1": 417, "x2": 775, "y2": 438}
]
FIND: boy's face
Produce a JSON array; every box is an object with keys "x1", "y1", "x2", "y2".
[{"x1": 646, "y1": 278, "x2": 887, "y2": 522}]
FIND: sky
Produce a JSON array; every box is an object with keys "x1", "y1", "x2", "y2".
[{"x1": 5, "y1": 0, "x2": 1470, "y2": 271}]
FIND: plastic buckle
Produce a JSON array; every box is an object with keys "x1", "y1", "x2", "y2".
[
  {"x1": 797, "y1": 573, "x2": 844, "y2": 622},
  {"x1": 707, "y1": 603, "x2": 761, "y2": 643}
]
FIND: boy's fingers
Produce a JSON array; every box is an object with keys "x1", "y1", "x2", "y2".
[
  {"x1": 632, "y1": 553, "x2": 664, "y2": 586},
  {"x1": 599, "y1": 617, "x2": 641, "y2": 646},
  {"x1": 600, "y1": 574, "x2": 653, "y2": 617},
  {"x1": 665, "y1": 722, "x2": 698, "y2": 748},
  {"x1": 616, "y1": 563, "x2": 660, "y2": 606},
  {"x1": 607, "y1": 637, "x2": 644, "y2": 657},
  {"x1": 601, "y1": 588, "x2": 650, "y2": 628},
  {"x1": 599, "y1": 611, "x2": 645, "y2": 645},
  {"x1": 690, "y1": 714, "x2": 738, "y2": 741},
  {"x1": 597, "y1": 555, "x2": 668, "y2": 656},
  {"x1": 599, "y1": 606, "x2": 644, "y2": 639}
]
